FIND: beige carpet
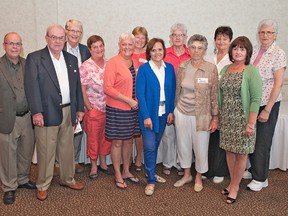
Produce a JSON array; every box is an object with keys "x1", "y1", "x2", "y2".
[{"x1": 0, "y1": 164, "x2": 288, "y2": 216}]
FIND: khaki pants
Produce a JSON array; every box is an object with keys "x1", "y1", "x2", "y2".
[
  {"x1": 35, "y1": 106, "x2": 75, "y2": 191},
  {"x1": 0, "y1": 113, "x2": 35, "y2": 192}
]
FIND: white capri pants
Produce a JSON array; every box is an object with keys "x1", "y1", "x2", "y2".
[{"x1": 174, "y1": 108, "x2": 210, "y2": 173}]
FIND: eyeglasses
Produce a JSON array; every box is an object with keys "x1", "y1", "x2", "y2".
[
  {"x1": 171, "y1": 34, "x2": 186, "y2": 38},
  {"x1": 4, "y1": 42, "x2": 22, "y2": 47},
  {"x1": 258, "y1": 31, "x2": 275, "y2": 36},
  {"x1": 66, "y1": 29, "x2": 82, "y2": 35},
  {"x1": 47, "y1": 35, "x2": 65, "y2": 42}
]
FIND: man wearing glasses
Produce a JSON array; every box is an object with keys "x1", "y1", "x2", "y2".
[
  {"x1": 0, "y1": 32, "x2": 36, "y2": 205},
  {"x1": 24, "y1": 25, "x2": 85, "y2": 201},
  {"x1": 60, "y1": 19, "x2": 90, "y2": 174}
]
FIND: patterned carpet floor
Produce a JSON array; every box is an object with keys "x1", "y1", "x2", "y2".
[{"x1": 0, "y1": 164, "x2": 288, "y2": 216}]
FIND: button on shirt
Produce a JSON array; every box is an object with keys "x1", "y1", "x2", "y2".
[
  {"x1": 49, "y1": 50, "x2": 70, "y2": 104},
  {"x1": 149, "y1": 60, "x2": 166, "y2": 116}
]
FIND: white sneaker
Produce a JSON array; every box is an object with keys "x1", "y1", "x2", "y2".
[
  {"x1": 247, "y1": 179, "x2": 268, "y2": 191},
  {"x1": 243, "y1": 170, "x2": 252, "y2": 179},
  {"x1": 213, "y1": 176, "x2": 224, "y2": 184}
]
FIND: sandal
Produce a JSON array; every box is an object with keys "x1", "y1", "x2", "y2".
[
  {"x1": 226, "y1": 196, "x2": 236, "y2": 204},
  {"x1": 123, "y1": 176, "x2": 140, "y2": 184},
  {"x1": 221, "y1": 188, "x2": 229, "y2": 196},
  {"x1": 115, "y1": 180, "x2": 127, "y2": 190},
  {"x1": 155, "y1": 174, "x2": 166, "y2": 183},
  {"x1": 162, "y1": 167, "x2": 171, "y2": 175},
  {"x1": 89, "y1": 172, "x2": 98, "y2": 180},
  {"x1": 134, "y1": 164, "x2": 143, "y2": 172}
]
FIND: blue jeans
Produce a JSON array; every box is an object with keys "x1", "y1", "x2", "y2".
[{"x1": 142, "y1": 115, "x2": 167, "y2": 184}]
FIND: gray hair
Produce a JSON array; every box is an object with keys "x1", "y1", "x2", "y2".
[
  {"x1": 65, "y1": 19, "x2": 83, "y2": 31},
  {"x1": 187, "y1": 34, "x2": 208, "y2": 50},
  {"x1": 118, "y1": 32, "x2": 135, "y2": 43},
  {"x1": 257, "y1": 19, "x2": 278, "y2": 34},
  {"x1": 46, "y1": 24, "x2": 65, "y2": 36},
  {"x1": 170, "y1": 23, "x2": 187, "y2": 35}
]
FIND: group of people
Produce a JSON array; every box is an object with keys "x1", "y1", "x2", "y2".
[{"x1": 0, "y1": 18, "x2": 286, "y2": 205}]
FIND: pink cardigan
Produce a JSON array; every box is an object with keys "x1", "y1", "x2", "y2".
[{"x1": 104, "y1": 54, "x2": 136, "y2": 110}]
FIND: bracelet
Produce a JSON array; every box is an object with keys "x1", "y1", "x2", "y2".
[
  {"x1": 263, "y1": 108, "x2": 270, "y2": 114},
  {"x1": 247, "y1": 123, "x2": 255, "y2": 130}
]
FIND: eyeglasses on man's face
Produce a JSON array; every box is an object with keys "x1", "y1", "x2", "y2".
[
  {"x1": 47, "y1": 35, "x2": 66, "y2": 42},
  {"x1": 258, "y1": 31, "x2": 275, "y2": 36},
  {"x1": 66, "y1": 29, "x2": 82, "y2": 35},
  {"x1": 4, "y1": 42, "x2": 22, "y2": 47}
]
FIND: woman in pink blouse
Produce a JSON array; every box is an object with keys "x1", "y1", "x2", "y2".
[
  {"x1": 104, "y1": 33, "x2": 141, "y2": 190},
  {"x1": 80, "y1": 35, "x2": 112, "y2": 179}
]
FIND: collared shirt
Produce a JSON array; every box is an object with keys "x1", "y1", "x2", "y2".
[
  {"x1": 164, "y1": 45, "x2": 190, "y2": 73},
  {"x1": 80, "y1": 57, "x2": 107, "y2": 112},
  {"x1": 4, "y1": 55, "x2": 28, "y2": 113},
  {"x1": 176, "y1": 59, "x2": 218, "y2": 131},
  {"x1": 250, "y1": 42, "x2": 287, "y2": 106},
  {"x1": 149, "y1": 60, "x2": 166, "y2": 116},
  {"x1": 67, "y1": 43, "x2": 81, "y2": 66},
  {"x1": 204, "y1": 53, "x2": 231, "y2": 80},
  {"x1": 49, "y1": 50, "x2": 70, "y2": 104}
]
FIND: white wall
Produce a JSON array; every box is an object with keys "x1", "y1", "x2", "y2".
[
  {"x1": 0, "y1": 0, "x2": 287, "y2": 98},
  {"x1": 0, "y1": 0, "x2": 287, "y2": 57}
]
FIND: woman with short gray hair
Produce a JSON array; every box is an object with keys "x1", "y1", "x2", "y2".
[
  {"x1": 245, "y1": 19, "x2": 287, "y2": 192},
  {"x1": 173, "y1": 34, "x2": 219, "y2": 192}
]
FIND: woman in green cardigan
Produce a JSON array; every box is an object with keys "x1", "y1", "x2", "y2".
[{"x1": 218, "y1": 36, "x2": 262, "y2": 204}]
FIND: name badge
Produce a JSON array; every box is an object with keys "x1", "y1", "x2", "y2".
[{"x1": 197, "y1": 78, "x2": 208, "y2": 83}]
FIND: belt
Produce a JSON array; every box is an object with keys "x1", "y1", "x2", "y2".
[
  {"x1": 16, "y1": 110, "x2": 29, "y2": 117},
  {"x1": 159, "y1": 101, "x2": 165, "y2": 106},
  {"x1": 61, "y1": 103, "x2": 71, "y2": 108}
]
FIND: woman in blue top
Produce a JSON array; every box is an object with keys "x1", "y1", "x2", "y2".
[{"x1": 136, "y1": 38, "x2": 176, "y2": 196}]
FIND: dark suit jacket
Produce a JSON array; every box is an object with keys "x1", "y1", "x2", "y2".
[
  {"x1": 0, "y1": 55, "x2": 26, "y2": 134},
  {"x1": 63, "y1": 42, "x2": 91, "y2": 64},
  {"x1": 24, "y1": 46, "x2": 84, "y2": 126}
]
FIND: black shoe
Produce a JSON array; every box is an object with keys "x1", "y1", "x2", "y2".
[
  {"x1": 18, "y1": 181, "x2": 37, "y2": 189},
  {"x1": 3, "y1": 191, "x2": 15, "y2": 205},
  {"x1": 98, "y1": 166, "x2": 113, "y2": 175},
  {"x1": 221, "y1": 188, "x2": 229, "y2": 196},
  {"x1": 226, "y1": 196, "x2": 237, "y2": 204}
]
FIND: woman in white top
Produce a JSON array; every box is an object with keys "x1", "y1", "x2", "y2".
[{"x1": 204, "y1": 26, "x2": 233, "y2": 184}]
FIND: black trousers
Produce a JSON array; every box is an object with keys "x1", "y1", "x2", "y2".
[{"x1": 205, "y1": 130, "x2": 229, "y2": 178}]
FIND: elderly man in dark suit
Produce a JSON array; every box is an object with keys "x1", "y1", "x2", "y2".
[
  {"x1": 0, "y1": 32, "x2": 36, "y2": 205},
  {"x1": 24, "y1": 24, "x2": 85, "y2": 201},
  {"x1": 62, "y1": 19, "x2": 91, "y2": 173}
]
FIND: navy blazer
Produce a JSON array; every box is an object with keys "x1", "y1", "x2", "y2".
[
  {"x1": 63, "y1": 42, "x2": 91, "y2": 64},
  {"x1": 136, "y1": 61, "x2": 176, "y2": 133},
  {"x1": 24, "y1": 46, "x2": 84, "y2": 126}
]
